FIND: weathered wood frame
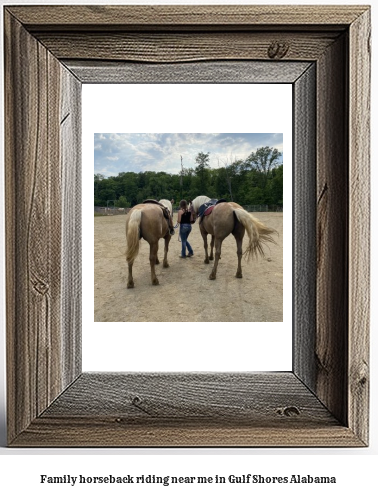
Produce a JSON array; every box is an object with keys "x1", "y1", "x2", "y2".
[{"x1": 4, "y1": 5, "x2": 370, "y2": 447}]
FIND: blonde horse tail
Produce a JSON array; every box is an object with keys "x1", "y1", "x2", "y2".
[
  {"x1": 126, "y1": 209, "x2": 142, "y2": 263},
  {"x1": 233, "y1": 208, "x2": 277, "y2": 260}
]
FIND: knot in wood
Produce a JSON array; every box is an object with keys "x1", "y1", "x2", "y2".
[
  {"x1": 277, "y1": 406, "x2": 300, "y2": 417},
  {"x1": 33, "y1": 280, "x2": 49, "y2": 295},
  {"x1": 359, "y1": 376, "x2": 367, "y2": 387},
  {"x1": 268, "y1": 41, "x2": 289, "y2": 59}
]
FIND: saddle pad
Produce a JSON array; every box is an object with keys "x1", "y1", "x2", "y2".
[
  {"x1": 198, "y1": 199, "x2": 217, "y2": 217},
  {"x1": 204, "y1": 205, "x2": 215, "y2": 216}
]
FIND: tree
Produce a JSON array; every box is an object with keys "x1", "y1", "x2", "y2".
[
  {"x1": 195, "y1": 152, "x2": 210, "y2": 180},
  {"x1": 194, "y1": 151, "x2": 210, "y2": 193},
  {"x1": 94, "y1": 174, "x2": 105, "y2": 205},
  {"x1": 219, "y1": 157, "x2": 245, "y2": 201},
  {"x1": 267, "y1": 164, "x2": 283, "y2": 205},
  {"x1": 115, "y1": 195, "x2": 130, "y2": 208},
  {"x1": 93, "y1": 145, "x2": 283, "y2": 208},
  {"x1": 245, "y1": 146, "x2": 281, "y2": 175}
]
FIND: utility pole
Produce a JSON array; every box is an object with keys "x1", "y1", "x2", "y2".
[{"x1": 180, "y1": 155, "x2": 184, "y2": 199}]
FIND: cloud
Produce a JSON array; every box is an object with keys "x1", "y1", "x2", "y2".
[{"x1": 94, "y1": 133, "x2": 283, "y2": 176}]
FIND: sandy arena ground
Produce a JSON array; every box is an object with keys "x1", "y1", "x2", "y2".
[{"x1": 94, "y1": 212, "x2": 283, "y2": 322}]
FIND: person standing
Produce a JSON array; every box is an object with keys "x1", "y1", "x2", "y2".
[{"x1": 177, "y1": 199, "x2": 194, "y2": 258}]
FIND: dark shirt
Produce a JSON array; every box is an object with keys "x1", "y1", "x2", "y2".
[{"x1": 180, "y1": 210, "x2": 192, "y2": 224}]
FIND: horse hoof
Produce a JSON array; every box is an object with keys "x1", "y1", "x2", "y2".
[
  {"x1": 204, "y1": 259, "x2": 210, "y2": 264},
  {"x1": 127, "y1": 282, "x2": 134, "y2": 289},
  {"x1": 209, "y1": 274, "x2": 216, "y2": 280},
  {"x1": 163, "y1": 262, "x2": 169, "y2": 268},
  {"x1": 235, "y1": 273, "x2": 243, "y2": 279},
  {"x1": 156, "y1": 260, "x2": 160, "y2": 265},
  {"x1": 209, "y1": 256, "x2": 214, "y2": 261},
  {"x1": 152, "y1": 279, "x2": 159, "y2": 286}
]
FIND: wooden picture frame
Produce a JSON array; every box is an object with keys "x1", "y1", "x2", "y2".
[{"x1": 4, "y1": 5, "x2": 370, "y2": 447}]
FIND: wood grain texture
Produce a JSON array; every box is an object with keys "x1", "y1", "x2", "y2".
[
  {"x1": 65, "y1": 60, "x2": 311, "y2": 84},
  {"x1": 348, "y1": 9, "x2": 371, "y2": 445},
  {"x1": 11, "y1": 373, "x2": 363, "y2": 447},
  {"x1": 12, "y1": 419, "x2": 363, "y2": 448},
  {"x1": 7, "y1": 5, "x2": 367, "y2": 29},
  {"x1": 5, "y1": 12, "x2": 62, "y2": 442},
  {"x1": 36, "y1": 32, "x2": 339, "y2": 63},
  {"x1": 4, "y1": 5, "x2": 370, "y2": 447},
  {"x1": 316, "y1": 34, "x2": 349, "y2": 426},
  {"x1": 293, "y1": 64, "x2": 316, "y2": 389},
  {"x1": 4, "y1": 11, "x2": 81, "y2": 444},
  {"x1": 60, "y1": 68, "x2": 82, "y2": 388},
  {"x1": 42, "y1": 373, "x2": 336, "y2": 422}
]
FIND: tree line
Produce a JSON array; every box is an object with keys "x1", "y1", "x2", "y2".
[{"x1": 94, "y1": 146, "x2": 283, "y2": 209}]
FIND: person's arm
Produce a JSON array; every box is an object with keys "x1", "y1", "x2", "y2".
[{"x1": 177, "y1": 209, "x2": 182, "y2": 223}]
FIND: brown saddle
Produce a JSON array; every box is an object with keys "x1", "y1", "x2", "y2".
[
  {"x1": 142, "y1": 199, "x2": 169, "y2": 217},
  {"x1": 142, "y1": 199, "x2": 164, "y2": 207}
]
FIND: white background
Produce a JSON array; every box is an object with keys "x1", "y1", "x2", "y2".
[
  {"x1": 0, "y1": 0, "x2": 377, "y2": 498},
  {"x1": 83, "y1": 83, "x2": 292, "y2": 372}
]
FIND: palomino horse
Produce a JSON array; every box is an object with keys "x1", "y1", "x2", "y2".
[
  {"x1": 158, "y1": 199, "x2": 173, "y2": 220},
  {"x1": 191, "y1": 196, "x2": 276, "y2": 280},
  {"x1": 125, "y1": 200, "x2": 173, "y2": 288}
]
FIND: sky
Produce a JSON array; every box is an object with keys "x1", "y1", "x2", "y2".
[{"x1": 94, "y1": 133, "x2": 283, "y2": 177}]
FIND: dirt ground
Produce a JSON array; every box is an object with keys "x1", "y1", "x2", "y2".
[{"x1": 94, "y1": 212, "x2": 283, "y2": 322}]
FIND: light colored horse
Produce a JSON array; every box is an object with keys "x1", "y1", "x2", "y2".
[
  {"x1": 191, "y1": 195, "x2": 277, "y2": 280},
  {"x1": 158, "y1": 199, "x2": 173, "y2": 218},
  {"x1": 125, "y1": 201, "x2": 172, "y2": 288}
]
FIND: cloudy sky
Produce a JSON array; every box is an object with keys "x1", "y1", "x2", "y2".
[{"x1": 94, "y1": 133, "x2": 283, "y2": 177}]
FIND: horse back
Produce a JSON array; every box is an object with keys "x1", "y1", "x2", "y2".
[
  {"x1": 228, "y1": 201, "x2": 244, "y2": 210},
  {"x1": 201, "y1": 202, "x2": 235, "y2": 238},
  {"x1": 128, "y1": 203, "x2": 168, "y2": 242}
]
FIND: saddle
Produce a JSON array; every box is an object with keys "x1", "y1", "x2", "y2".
[
  {"x1": 198, "y1": 199, "x2": 217, "y2": 218},
  {"x1": 142, "y1": 199, "x2": 175, "y2": 235},
  {"x1": 198, "y1": 198, "x2": 227, "y2": 222}
]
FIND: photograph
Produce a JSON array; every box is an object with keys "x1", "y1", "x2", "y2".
[{"x1": 93, "y1": 133, "x2": 284, "y2": 322}]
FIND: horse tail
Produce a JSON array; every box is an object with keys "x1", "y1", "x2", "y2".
[
  {"x1": 233, "y1": 208, "x2": 277, "y2": 260},
  {"x1": 126, "y1": 209, "x2": 142, "y2": 263}
]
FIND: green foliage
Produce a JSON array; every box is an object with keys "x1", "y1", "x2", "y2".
[
  {"x1": 94, "y1": 147, "x2": 283, "y2": 208},
  {"x1": 245, "y1": 146, "x2": 281, "y2": 175},
  {"x1": 115, "y1": 195, "x2": 130, "y2": 208}
]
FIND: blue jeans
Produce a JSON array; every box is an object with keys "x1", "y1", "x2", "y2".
[{"x1": 180, "y1": 224, "x2": 193, "y2": 257}]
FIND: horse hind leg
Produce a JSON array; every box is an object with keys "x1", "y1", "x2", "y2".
[
  {"x1": 155, "y1": 241, "x2": 159, "y2": 264},
  {"x1": 202, "y1": 232, "x2": 210, "y2": 264},
  {"x1": 149, "y1": 242, "x2": 159, "y2": 285},
  {"x1": 235, "y1": 236, "x2": 243, "y2": 278},
  {"x1": 209, "y1": 235, "x2": 215, "y2": 260},
  {"x1": 233, "y1": 221, "x2": 245, "y2": 278},
  {"x1": 163, "y1": 233, "x2": 171, "y2": 268},
  {"x1": 127, "y1": 260, "x2": 135, "y2": 289},
  {"x1": 209, "y1": 238, "x2": 223, "y2": 280}
]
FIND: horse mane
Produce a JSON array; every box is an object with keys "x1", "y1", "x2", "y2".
[
  {"x1": 191, "y1": 195, "x2": 210, "y2": 214},
  {"x1": 158, "y1": 199, "x2": 173, "y2": 216}
]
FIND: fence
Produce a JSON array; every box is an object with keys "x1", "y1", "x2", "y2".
[
  {"x1": 242, "y1": 205, "x2": 283, "y2": 212},
  {"x1": 95, "y1": 205, "x2": 282, "y2": 216},
  {"x1": 94, "y1": 206, "x2": 130, "y2": 216},
  {"x1": 172, "y1": 205, "x2": 283, "y2": 213}
]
